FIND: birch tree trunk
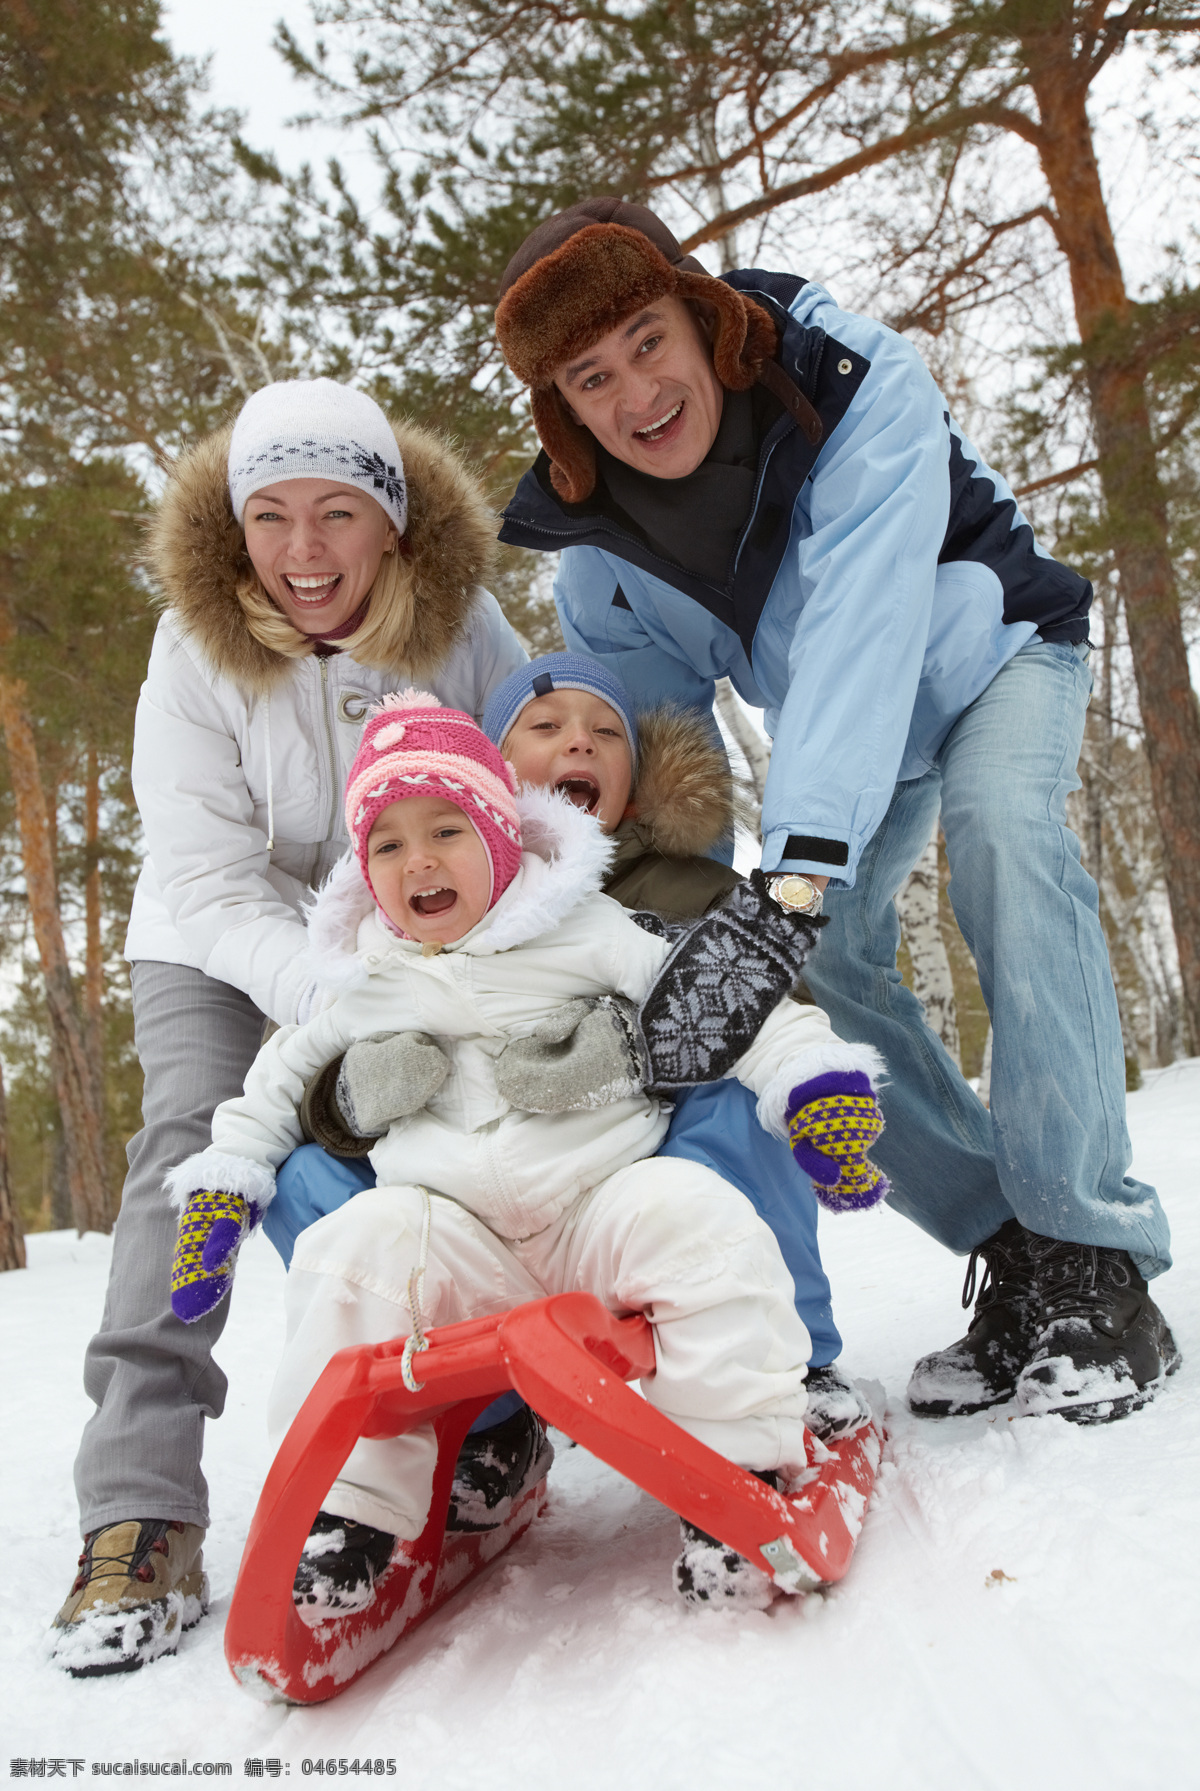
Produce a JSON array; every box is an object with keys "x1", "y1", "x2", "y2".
[
  {"x1": 0, "y1": 675, "x2": 111, "y2": 1235},
  {"x1": 977, "y1": 1025, "x2": 993, "y2": 1109},
  {"x1": 896, "y1": 823, "x2": 961, "y2": 1068},
  {"x1": 715, "y1": 677, "x2": 771, "y2": 816},
  {"x1": 0, "y1": 1057, "x2": 25, "y2": 1272}
]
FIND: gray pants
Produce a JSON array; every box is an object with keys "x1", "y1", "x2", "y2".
[{"x1": 74, "y1": 961, "x2": 265, "y2": 1535}]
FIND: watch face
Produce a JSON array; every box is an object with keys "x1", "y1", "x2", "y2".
[{"x1": 772, "y1": 874, "x2": 817, "y2": 911}]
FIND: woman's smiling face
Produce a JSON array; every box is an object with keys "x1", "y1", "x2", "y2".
[
  {"x1": 366, "y1": 797, "x2": 493, "y2": 943},
  {"x1": 502, "y1": 689, "x2": 634, "y2": 832},
  {"x1": 243, "y1": 477, "x2": 397, "y2": 634}
]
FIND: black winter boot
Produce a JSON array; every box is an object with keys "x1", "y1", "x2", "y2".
[
  {"x1": 446, "y1": 1406, "x2": 554, "y2": 1533},
  {"x1": 292, "y1": 1511, "x2": 397, "y2": 1617},
  {"x1": 908, "y1": 1219, "x2": 1041, "y2": 1416},
  {"x1": 1016, "y1": 1238, "x2": 1181, "y2": 1424},
  {"x1": 673, "y1": 1472, "x2": 778, "y2": 1609},
  {"x1": 805, "y1": 1363, "x2": 873, "y2": 1439}
]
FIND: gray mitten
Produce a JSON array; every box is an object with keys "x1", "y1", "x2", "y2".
[
  {"x1": 335, "y1": 1031, "x2": 451, "y2": 1138},
  {"x1": 494, "y1": 998, "x2": 649, "y2": 1113}
]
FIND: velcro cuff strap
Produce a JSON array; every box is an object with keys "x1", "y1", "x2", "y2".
[{"x1": 782, "y1": 834, "x2": 849, "y2": 867}]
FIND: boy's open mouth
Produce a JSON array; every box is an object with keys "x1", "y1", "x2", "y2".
[
  {"x1": 555, "y1": 774, "x2": 600, "y2": 814},
  {"x1": 283, "y1": 572, "x2": 343, "y2": 605},
  {"x1": 410, "y1": 886, "x2": 457, "y2": 917}
]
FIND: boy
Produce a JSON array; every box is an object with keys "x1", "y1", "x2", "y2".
[{"x1": 168, "y1": 691, "x2": 886, "y2": 1610}]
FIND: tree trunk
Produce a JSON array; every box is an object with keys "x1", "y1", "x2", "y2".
[
  {"x1": 715, "y1": 677, "x2": 771, "y2": 814},
  {"x1": 977, "y1": 1024, "x2": 993, "y2": 1109},
  {"x1": 83, "y1": 742, "x2": 107, "y2": 1115},
  {"x1": 0, "y1": 675, "x2": 111, "y2": 1234},
  {"x1": 0, "y1": 1056, "x2": 26, "y2": 1272},
  {"x1": 896, "y1": 822, "x2": 961, "y2": 1067},
  {"x1": 1031, "y1": 65, "x2": 1200, "y2": 1052}
]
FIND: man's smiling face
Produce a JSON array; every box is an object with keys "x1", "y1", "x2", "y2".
[{"x1": 552, "y1": 294, "x2": 725, "y2": 480}]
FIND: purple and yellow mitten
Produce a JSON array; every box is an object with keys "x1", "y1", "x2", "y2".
[
  {"x1": 786, "y1": 1071, "x2": 889, "y2": 1213},
  {"x1": 170, "y1": 1189, "x2": 261, "y2": 1324}
]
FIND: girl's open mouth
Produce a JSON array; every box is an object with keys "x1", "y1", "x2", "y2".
[
  {"x1": 555, "y1": 774, "x2": 600, "y2": 814},
  {"x1": 410, "y1": 887, "x2": 457, "y2": 916}
]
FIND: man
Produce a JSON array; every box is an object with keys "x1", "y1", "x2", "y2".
[{"x1": 493, "y1": 195, "x2": 1178, "y2": 1425}]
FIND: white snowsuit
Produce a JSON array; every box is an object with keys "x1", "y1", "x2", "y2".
[{"x1": 173, "y1": 789, "x2": 882, "y2": 1539}]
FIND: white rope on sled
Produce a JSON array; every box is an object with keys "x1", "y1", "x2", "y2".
[{"x1": 400, "y1": 1185, "x2": 434, "y2": 1392}]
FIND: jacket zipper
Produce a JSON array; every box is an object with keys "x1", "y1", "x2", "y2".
[
  {"x1": 320, "y1": 658, "x2": 339, "y2": 842},
  {"x1": 730, "y1": 422, "x2": 789, "y2": 584}
]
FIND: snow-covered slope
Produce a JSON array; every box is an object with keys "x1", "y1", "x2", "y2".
[{"x1": 4, "y1": 1063, "x2": 1199, "y2": 1789}]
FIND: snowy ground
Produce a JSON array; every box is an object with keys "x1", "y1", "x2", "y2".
[{"x1": 4, "y1": 1062, "x2": 1199, "y2": 1791}]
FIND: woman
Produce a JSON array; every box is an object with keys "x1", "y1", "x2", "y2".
[{"x1": 50, "y1": 378, "x2": 525, "y2": 1678}]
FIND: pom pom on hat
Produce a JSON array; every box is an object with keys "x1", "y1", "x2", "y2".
[{"x1": 345, "y1": 688, "x2": 523, "y2": 910}]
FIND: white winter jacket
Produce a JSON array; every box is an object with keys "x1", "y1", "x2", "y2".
[
  {"x1": 125, "y1": 418, "x2": 526, "y2": 1025},
  {"x1": 171, "y1": 789, "x2": 883, "y2": 1243}
]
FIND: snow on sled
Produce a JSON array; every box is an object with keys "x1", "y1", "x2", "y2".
[{"x1": 225, "y1": 1291, "x2": 882, "y2": 1704}]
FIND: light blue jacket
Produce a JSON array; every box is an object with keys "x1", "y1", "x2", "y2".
[{"x1": 500, "y1": 274, "x2": 1091, "y2": 885}]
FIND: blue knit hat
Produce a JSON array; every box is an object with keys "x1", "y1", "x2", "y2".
[{"x1": 482, "y1": 652, "x2": 639, "y2": 765}]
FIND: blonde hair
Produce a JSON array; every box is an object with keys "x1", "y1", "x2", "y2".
[{"x1": 236, "y1": 546, "x2": 416, "y2": 671}]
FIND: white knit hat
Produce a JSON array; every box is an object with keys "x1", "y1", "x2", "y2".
[{"x1": 227, "y1": 378, "x2": 408, "y2": 535}]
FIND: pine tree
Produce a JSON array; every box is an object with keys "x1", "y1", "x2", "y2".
[{"x1": 0, "y1": 1, "x2": 265, "y2": 1241}]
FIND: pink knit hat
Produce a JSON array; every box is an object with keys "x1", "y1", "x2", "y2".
[{"x1": 345, "y1": 689, "x2": 523, "y2": 910}]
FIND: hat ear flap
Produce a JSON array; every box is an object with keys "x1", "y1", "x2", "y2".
[
  {"x1": 531, "y1": 385, "x2": 598, "y2": 505},
  {"x1": 678, "y1": 275, "x2": 778, "y2": 391}
]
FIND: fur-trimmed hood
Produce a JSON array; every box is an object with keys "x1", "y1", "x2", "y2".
[
  {"x1": 306, "y1": 782, "x2": 615, "y2": 992},
  {"x1": 147, "y1": 414, "x2": 497, "y2": 694},
  {"x1": 628, "y1": 706, "x2": 737, "y2": 859}
]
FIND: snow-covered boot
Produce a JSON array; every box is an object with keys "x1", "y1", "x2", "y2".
[
  {"x1": 907, "y1": 1218, "x2": 1041, "y2": 1416},
  {"x1": 1016, "y1": 1239, "x2": 1181, "y2": 1423},
  {"x1": 673, "y1": 1472, "x2": 777, "y2": 1609},
  {"x1": 805, "y1": 1363, "x2": 872, "y2": 1439},
  {"x1": 447, "y1": 1405, "x2": 554, "y2": 1533},
  {"x1": 48, "y1": 1520, "x2": 207, "y2": 1676},
  {"x1": 292, "y1": 1511, "x2": 397, "y2": 1617}
]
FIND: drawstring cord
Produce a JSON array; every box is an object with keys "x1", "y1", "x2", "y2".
[
  {"x1": 264, "y1": 692, "x2": 276, "y2": 853},
  {"x1": 400, "y1": 1186, "x2": 433, "y2": 1392}
]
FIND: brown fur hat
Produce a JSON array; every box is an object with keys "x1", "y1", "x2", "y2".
[{"x1": 495, "y1": 199, "x2": 777, "y2": 505}]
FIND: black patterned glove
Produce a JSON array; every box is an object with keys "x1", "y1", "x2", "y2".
[{"x1": 637, "y1": 870, "x2": 827, "y2": 1091}]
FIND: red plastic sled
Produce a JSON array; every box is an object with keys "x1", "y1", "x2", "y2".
[{"x1": 225, "y1": 1291, "x2": 881, "y2": 1703}]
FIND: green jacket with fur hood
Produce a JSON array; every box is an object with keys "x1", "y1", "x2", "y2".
[
  {"x1": 602, "y1": 707, "x2": 740, "y2": 919},
  {"x1": 126, "y1": 417, "x2": 525, "y2": 1026}
]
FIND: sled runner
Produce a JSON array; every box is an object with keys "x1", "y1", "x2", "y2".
[{"x1": 225, "y1": 1291, "x2": 882, "y2": 1703}]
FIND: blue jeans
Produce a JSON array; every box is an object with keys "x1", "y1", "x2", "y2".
[
  {"x1": 267, "y1": 1089, "x2": 841, "y2": 1365},
  {"x1": 661, "y1": 1082, "x2": 840, "y2": 1365},
  {"x1": 802, "y1": 639, "x2": 1170, "y2": 1277}
]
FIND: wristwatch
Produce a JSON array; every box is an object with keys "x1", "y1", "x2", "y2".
[{"x1": 765, "y1": 873, "x2": 823, "y2": 916}]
